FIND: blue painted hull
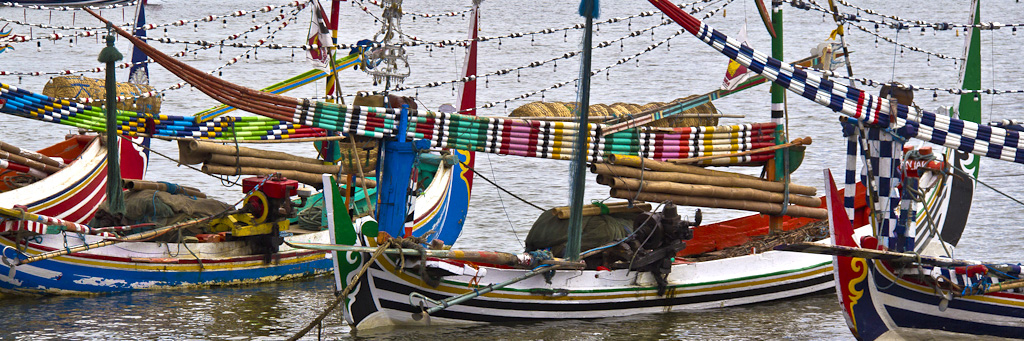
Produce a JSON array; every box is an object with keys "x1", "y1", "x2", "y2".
[{"x1": 0, "y1": 233, "x2": 332, "y2": 296}]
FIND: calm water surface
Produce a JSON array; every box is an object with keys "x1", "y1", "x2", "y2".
[{"x1": 2, "y1": 0, "x2": 1023, "y2": 339}]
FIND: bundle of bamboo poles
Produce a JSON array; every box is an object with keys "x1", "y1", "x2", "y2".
[
  {"x1": 593, "y1": 155, "x2": 826, "y2": 219},
  {"x1": 177, "y1": 139, "x2": 376, "y2": 189},
  {"x1": 0, "y1": 140, "x2": 65, "y2": 181}
]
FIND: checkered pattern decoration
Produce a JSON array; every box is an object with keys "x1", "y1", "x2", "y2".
[
  {"x1": 841, "y1": 119, "x2": 860, "y2": 226},
  {"x1": 865, "y1": 129, "x2": 910, "y2": 251},
  {"x1": 651, "y1": 1, "x2": 1024, "y2": 167}
]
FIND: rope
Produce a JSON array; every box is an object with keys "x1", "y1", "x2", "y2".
[
  {"x1": 458, "y1": 160, "x2": 544, "y2": 211},
  {"x1": 485, "y1": 153, "x2": 525, "y2": 248},
  {"x1": 125, "y1": 136, "x2": 242, "y2": 187},
  {"x1": 968, "y1": 173, "x2": 1024, "y2": 208},
  {"x1": 285, "y1": 240, "x2": 392, "y2": 341}
]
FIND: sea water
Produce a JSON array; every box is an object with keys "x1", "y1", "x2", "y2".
[{"x1": 1, "y1": 0, "x2": 1022, "y2": 339}]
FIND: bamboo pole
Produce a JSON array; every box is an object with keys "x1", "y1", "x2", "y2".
[
  {"x1": 13, "y1": 213, "x2": 218, "y2": 266},
  {"x1": 0, "y1": 150, "x2": 62, "y2": 174},
  {"x1": 671, "y1": 137, "x2": 812, "y2": 164},
  {"x1": 179, "y1": 139, "x2": 324, "y2": 165},
  {"x1": 591, "y1": 163, "x2": 816, "y2": 196},
  {"x1": 607, "y1": 154, "x2": 763, "y2": 181},
  {"x1": 202, "y1": 164, "x2": 376, "y2": 189},
  {"x1": 123, "y1": 179, "x2": 207, "y2": 198},
  {"x1": 610, "y1": 188, "x2": 826, "y2": 219},
  {"x1": 206, "y1": 154, "x2": 341, "y2": 174},
  {"x1": 285, "y1": 242, "x2": 584, "y2": 269},
  {"x1": 982, "y1": 278, "x2": 1024, "y2": 295},
  {"x1": 551, "y1": 202, "x2": 652, "y2": 219},
  {"x1": 605, "y1": 177, "x2": 822, "y2": 208},
  {"x1": 0, "y1": 141, "x2": 63, "y2": 168}
]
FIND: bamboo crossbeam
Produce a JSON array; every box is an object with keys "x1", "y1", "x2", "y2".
[
  {"x1": 206, "y1": 154, "x2": 341, "y2": 175},
  {"x1": 604, "y1": 177, "x2": 822, "y2": 208},
  {"x1": 201, "y1": 164, "x2": 376, "y2": 189},
  {"x1": 285, "y1": 242, "x2": 584, "y2": 269},
  {"x1": 591, "y1": 163, "x2": 816, "y2": 196},
  {"x1": 180, "y1": 139, "x2": 324, "y2": 165},
  {"x1": 610, "y1": 188, "x2": 826, "y2": 219},
  {"x1": 0, "y1": 141, "x2": 63, "y2": 168},
  {"x1": 13, "y1": 214, "x2": 219, "y2": 266},
  {"x1": 607, "y1": 154, "x2": 763, "y2": 181},
  {"x1": 551, "y1": 201, "x2": 652, "y2": 219},
  {"x1": 0, "y1": 150, "x2": 61, "y2": 174},
  {"x1": 671, "y1": 137, "x2": 812, "y2": 164}
]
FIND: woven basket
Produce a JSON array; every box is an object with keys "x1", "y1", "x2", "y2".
[
  {"x1": 42, "y1": 75, "x2": 161, "y2": 113},
  {"x1": 510, "y1": 94, "x2": 718, "y2": 127}
]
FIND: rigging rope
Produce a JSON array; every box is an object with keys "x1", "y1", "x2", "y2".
[
  {"x1": 285, "y1": 240, "x2": 392, "y2": 341},
  {"x1": 458, "y1": 159, "x2": 544, "y2": 212}
]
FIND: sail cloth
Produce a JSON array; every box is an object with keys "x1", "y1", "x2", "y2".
[
  {"x1": 306, "y1": 0, "x2": 333, "y2": 72},
  {"x1": 647, "y1": 0, "x2": 1024, "y2": 166},
  {"x1": 721, "y1": 25, "x2": 755, "y2": 91}
]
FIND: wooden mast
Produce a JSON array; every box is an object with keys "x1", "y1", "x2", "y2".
[
  {"x1": 100, "y1": 22, "x2": 125, "y2": 215},
  {"x1": 565, "y1": 0, "x2": 598, "y2": 261}
]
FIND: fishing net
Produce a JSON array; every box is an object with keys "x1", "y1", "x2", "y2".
[
  {"x1": 524, "y1": 209, "x2": 636, "y2": 258},
  {"x1": 91, "y1": 189, "x2": 233, "y2": 241},
  {"x1": 510, "y1": 94, "x2": 719, "y2": 128},
  {"x1": 42, "y1": 75, "x2": 162, "y2": 113}
]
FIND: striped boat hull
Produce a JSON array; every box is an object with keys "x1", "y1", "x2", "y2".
[
  {"x1": 340, "y1": 231, "x2": 869, "y2": 331},
  {"x1": 0, "y1": 231, "x2": 332, "y2": 295},
  {"x1": 837, "y1": 258, "x2": 1024, "y2": 340},
  {"x1": 0, "y1": 149, "x2": 468, "y2": 295}
]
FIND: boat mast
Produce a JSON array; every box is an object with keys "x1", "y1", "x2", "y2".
[
  {"x1": 768, "y1": 0, "x2": 785, "y2": 234},
  {"x1": 565, "y1": 0, "x2": 598, "y2": 261},
  {"x1": 100, "y1": 23, "x2": 125, "y2": 215}
]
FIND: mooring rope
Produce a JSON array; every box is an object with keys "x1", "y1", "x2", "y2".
[
  {"x1": 458, "y1": 160, "x2": 545, "y2": 211},
  {"x1": 285, "y1": 240, "x2": 392, "y2": 341}
]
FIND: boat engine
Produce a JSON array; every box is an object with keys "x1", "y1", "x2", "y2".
[
  {"x1": 626, "y1": 203, "x2": 700, "y2": 295},
  {"x1": 210, "y1": 175, "x2": 309, "y2": 263}
]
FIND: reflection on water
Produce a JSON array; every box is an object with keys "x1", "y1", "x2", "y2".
[{"x1": 0, "y1": 276, "x2": 849, "y2": 340}]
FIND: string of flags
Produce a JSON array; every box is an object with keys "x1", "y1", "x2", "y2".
[
  {"x1": 784, "y1": 0, "x2": 1024, "y2": 32},
  {"x1": 0, "y1": 1, "x2": 309, "y2": 43},
  {"x1": 0, "y1": 0, "x2": 140, "y2": 11}
]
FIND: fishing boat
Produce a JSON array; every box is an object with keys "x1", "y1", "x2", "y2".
[
  {"x1": 0, "y1": 0, "x2": 475, "y2": 295},
  {"x1": 18, "y1": 0, "x2": 977, "y2": 333},
  {"x1": 640, "y1": 0, "x2": 1024, "y2": 339}
]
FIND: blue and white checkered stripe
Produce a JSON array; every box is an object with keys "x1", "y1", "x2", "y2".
[
  {"x1": 844, "y1": 125, "x2": 859, "y2": 225},
  {"x1": 687, "y1": 20, "x2": 1024, "y2": 167},
  {"x1": 864, "y1": 129, "x2": 905, "y2": 250}
]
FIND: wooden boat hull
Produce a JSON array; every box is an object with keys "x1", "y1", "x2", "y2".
[
  {"x1": 340, "y1": 226, "x2": 870, "y2": 331},
  {"x1": 0, "y1": 136, "x2": 146, "y2": 235},
  {"x1": 838, "y1": 258, "x2": 1024, "y2": 340},
  {"x1": 0, "y1": 149, "x2": 467, "y2": 295},
  {"x1": 0, "y1": 230, "x2": 331, "y2": 295}
]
